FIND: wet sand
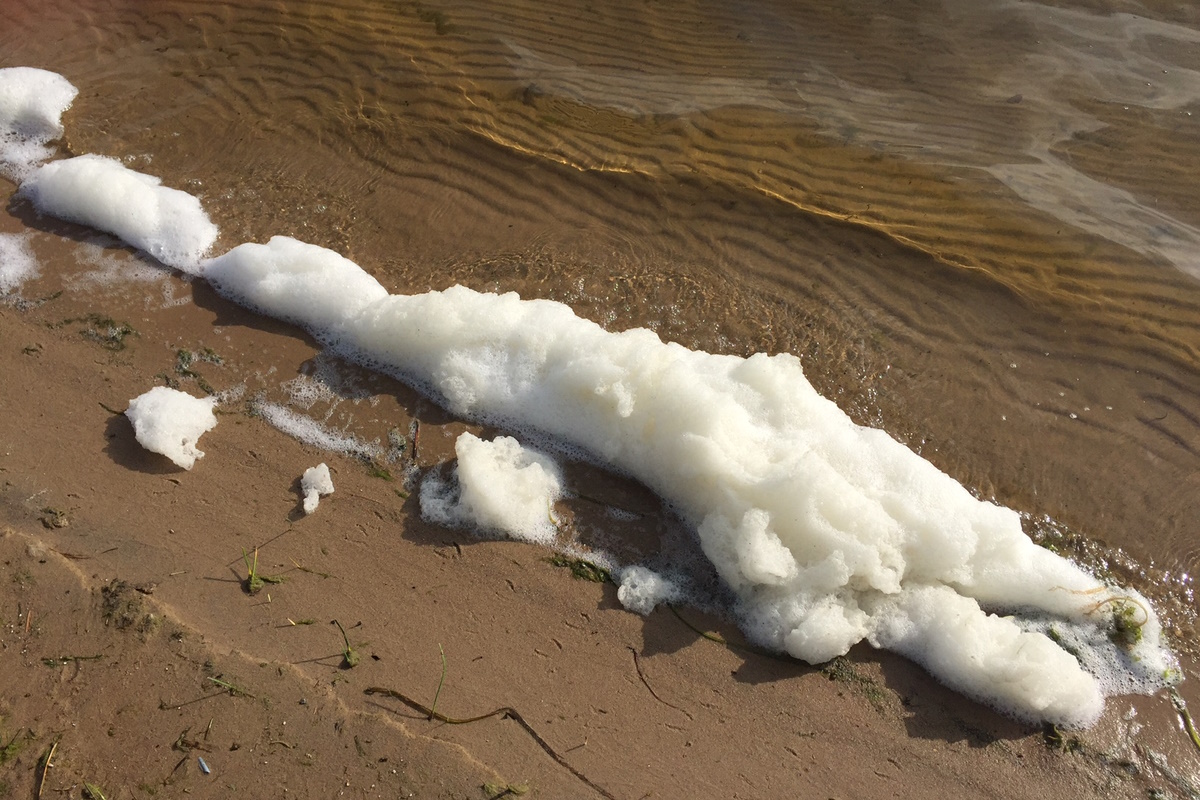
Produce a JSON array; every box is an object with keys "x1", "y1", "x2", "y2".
[
  {"x1": 3, "y1": 0, "x2": 1200, "y2": 796},
  {"x1": 0, "y1": 277, "x2": 1193, "y2": 798}
]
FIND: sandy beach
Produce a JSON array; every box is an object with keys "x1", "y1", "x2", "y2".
[
  {"x1": 4, "y1": 0, "x2": 1200, "y2": 797},
  {"x1": 0, "y1": 221, "x2": 1196, "y2": 798}
]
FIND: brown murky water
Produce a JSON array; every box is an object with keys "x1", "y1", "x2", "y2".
[{"x1": 4, "y1": 0, "x2": 1200, "y2": 646}]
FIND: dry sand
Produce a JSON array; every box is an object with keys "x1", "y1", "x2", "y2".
[{"x1": 1, "y1": 229, "x2": 1198, "y2": 800}]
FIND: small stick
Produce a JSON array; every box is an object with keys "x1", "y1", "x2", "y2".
[
  {"x1": 628, "y1": 647, "x2": 691, "y2": 718},
  {"x1": 35, "y1": 739, "x2": 58, "y2": 800},
  {"x1": 225, "y1": 528, "x2": 294, "y2": 567},
  {"x1": 289, "y1": 559, "x2": 333, "y2": 579},
  {"x1": 365, "y1": 686, "x2": 616, "y2": 800},
  {"x1": 666, "y1": 605, "x2": 784, "y2": 660},
  {"x1": 667, "y1": 604, "x2": 726, "y2": 645},
  {"x1": 158, "y1": 692, "x2": 227, "y2": 711},
  {"x1": 207, "y1": 676, "x2": 256, "y2": 698}
]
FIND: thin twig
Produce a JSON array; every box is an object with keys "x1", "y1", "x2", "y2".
[
  {"x1": 35, "y1": 739, "x2": 58, "y2": 800},
  {"x1": 224, "y1": 528, "x2": 294, "y2": 567},
  {"x1": 628, "y1": 647, "x2": 692, "y2": 719},
  {"x1": 207, "y1": 676, "x2": 256, "y2": 698},
  {"x1": 666, "y1": 604, "x2": 783, "y2": 660},
  {"x1": 666, "y1": 604, "x2": 726, "y2": 645},
  {"x1": 158, "y1": 691, "x2": 228, "y2": 711},
  {"x1": 430, "y1": 644, "x2": 447, "y2": 721},
  {"x1": 332, "y1": 619, "x2": 360, "y2": 667},
  {"x1": 42, "y1": 654, "x2": 104, "y2": 668},
  {"x1": 365, "y1": 686, "x2": 616, "y2": 800}
]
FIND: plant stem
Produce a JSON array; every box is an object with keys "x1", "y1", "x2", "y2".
[{"x1": 430, "y1": 644, "x2": 447, "y2": 721}]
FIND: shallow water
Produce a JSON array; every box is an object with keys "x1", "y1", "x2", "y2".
[{"x1": 4, "y1": 0, "x2": 1200, "y2": 649}]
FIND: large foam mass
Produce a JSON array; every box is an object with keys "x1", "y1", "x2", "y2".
[
  {"x1": 20, "y1": 155, "x2": 218, "y2": 271},
  {"x1": 202, "y1": 237, "x2": 1178, "y2": 724}
]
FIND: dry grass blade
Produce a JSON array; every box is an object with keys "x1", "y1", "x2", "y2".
[{"x1": 35, "y1": 739, "x2": 59, "y2": 800}]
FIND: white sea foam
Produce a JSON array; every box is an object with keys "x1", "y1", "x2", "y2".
[
  {"x1": 300, "y1": 463, "x2": 335, "y2": 514},
  {"x1": 204, "y1": 235, "x2": 388, "y2": 328},
  {"x1": 253, "y1": 400, "x2": 383, "y2": 461},
  {"x1": 0, "y1": 233, "x2": 38, "y2": 294},
  {"x1": 282, "y1": 373, "x2": 340, "y2": 410},
  {"x1": 618, "y1": 565, "x2": 686, "y2": 615},
  {"x1": 204, "y1": 236, "x2": 1176, "y2": 726},
  {"x1": 9, "y1": 64, "x2": 1179, "y2": 727},
  {"x1": 125, "y1": 386, "x2": 218, "y2": 470},
  {"x1": 0, "y1": 67, "x2": 77, "y2": 181},
  {"x1": 20, "y1": 154, "x2": 217, "y2": 271},
  {"x1": 421, "y1": 433, "x2": 564, "y2": 545}
]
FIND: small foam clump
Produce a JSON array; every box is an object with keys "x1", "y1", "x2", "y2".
[
  {"x1": 0, "y1": 233, "x2": 39, "y2": 294},
  {"x1": 421, "y1": 433, "x2": 564, "y2": 545},
  {"x1": 618, "y1": 566, "x2": 686, "y2": 615},
  {"x1": 0, "y1": 67, "x2": 77, "y2": 180},
  {"x1": 20, "y1": 154, "x2": 218, "y2": 272},
  {"x1": 125, "y1": 386, "x2": 218, "y2": 470},
  {"x1": 300, "y1": 463, "x2": 335, "y2": 514}
]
